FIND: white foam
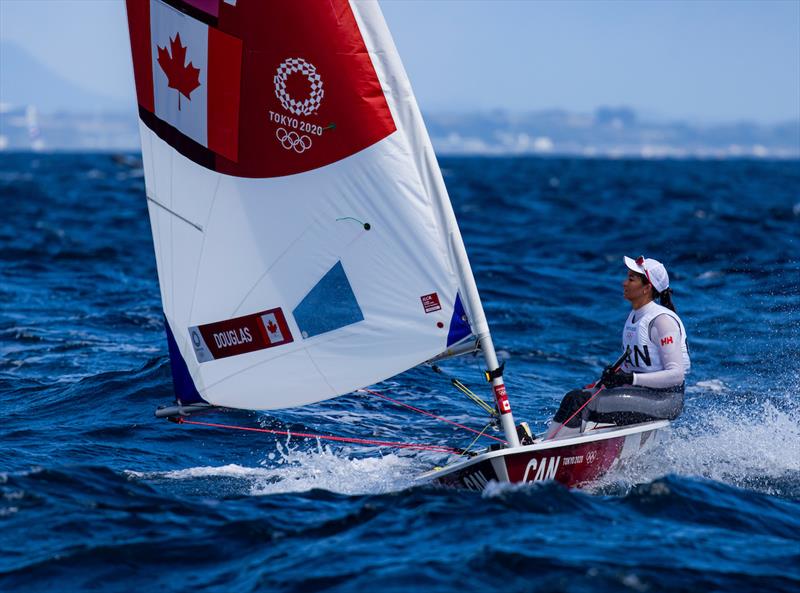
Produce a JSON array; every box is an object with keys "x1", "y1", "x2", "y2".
[
  {"x1": 689, "y1": 379, "x2": 728, "y2": 393},
  {"x1": 248, "y1": 440, "x2": 428, "y2": 496},
  {"x1": 697, "y1": 270, "x2": 722, "y2": 280},
  {"x1": 597, "y1": 401, "x2": 800, "y2": 495},
  {"x1": 127, "y1": 438, "x2": 433, "y2": 496},
  {"x1": 156, "y1": 464, "x2": 271, "y2": 480},
  {"x1": 481, "y1": 479, "x2": 539, "y2": 498}
]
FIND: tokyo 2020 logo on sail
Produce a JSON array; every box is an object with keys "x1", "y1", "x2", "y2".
[
  {"x1": 274, "y1": 58, "x2": 324, "y2": 116},
  {"x1": 275, "y1": 128, "x2": 312, "y2": 153},
  {"x1": 270, "y1": 58, "x2": 326, "y2": 153}
]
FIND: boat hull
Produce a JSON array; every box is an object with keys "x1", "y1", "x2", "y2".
[{"x1": 420, "y1": 420, "x2": 668, "y2": 491}]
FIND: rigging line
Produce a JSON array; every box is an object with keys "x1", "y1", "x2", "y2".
[
  {"x1": 549, "y1": 350, "x2": 630, "y2": 440},
  {"x1": 549, "y1": 385, "x2": 605, "y2": 440},
  {"x1": 358, "y1": 388, "x2": 507, "y2": 444},
  {"x1": 431, "y1": 365, "x2": 497, "y2": 417},
  {"x1": 173, "y1": 418, "x2": 460, "y2": 454},
  {"x1": 452, "y1": 381, "x2": 492, "y2": 413},
  {"x1": 451, "y1": 379, "x2": 497, "y2": 416},
  {"x1": 460, "y1": 421, "x2": 496, "y2": 457},
  {"x1": 146, "y1": 196, "x2": 203, "y2": 232},
  {"x1": 336, "y1": 216, "x2": 371, "y2": 230}
]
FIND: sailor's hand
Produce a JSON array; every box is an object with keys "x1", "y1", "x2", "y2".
[{"x1": 600, "y1": 366, "x2": 634, "y2": 389}]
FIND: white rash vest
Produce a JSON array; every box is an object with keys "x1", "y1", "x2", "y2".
[{"x1": 621, "y1": 301, "x2": 691, "y2": 389}]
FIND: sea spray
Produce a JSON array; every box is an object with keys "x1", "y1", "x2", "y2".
[{"x1": 594, "y1": 399, "x2": 800, "y2": 497}]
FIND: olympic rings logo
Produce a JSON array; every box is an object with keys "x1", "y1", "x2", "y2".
[
  {"x1": 276, "y1": 127, "x2": 312, "y2": 153},
  {"x1": 274, "y1": 57, "x2": 324, "y2": 116}
]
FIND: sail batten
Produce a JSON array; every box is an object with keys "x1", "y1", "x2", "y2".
[{"x1": 126, "y1": 0, "x2": 485, "y2": 411}]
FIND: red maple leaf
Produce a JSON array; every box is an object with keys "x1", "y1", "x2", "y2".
[
  {"x1": 157, "y1": 33, "x2": 201, "y2": 111},
  {"x1": 267, "y1": 320, "x2": 278, "y2": 334}
]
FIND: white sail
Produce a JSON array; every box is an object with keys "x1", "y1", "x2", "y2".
[{"x1": 125, "y1": 0, "x2": 479, "y2": 411}]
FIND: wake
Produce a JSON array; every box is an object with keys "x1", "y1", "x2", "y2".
[{"x1": 597, "y1": 394, "x2": 800, "y2": 497}]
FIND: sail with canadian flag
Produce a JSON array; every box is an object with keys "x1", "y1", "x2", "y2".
[{"x1": 125, "y1": 0, "x2": 485, "y2": 411}]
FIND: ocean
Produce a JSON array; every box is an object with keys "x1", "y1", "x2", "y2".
[{"x1": 1, "y1": 154, "x2": 798, "y2": 592}]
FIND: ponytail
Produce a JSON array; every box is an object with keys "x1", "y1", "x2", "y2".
[
  {"x1": 657, "y1": 286, "x2": 686, "y2": 351},
  {"x1": 658, "y1": 287, "x2": 677, "y2": 313},
  {"x1": 634, "y1": 271, "x2": 678, "y2": 312}
]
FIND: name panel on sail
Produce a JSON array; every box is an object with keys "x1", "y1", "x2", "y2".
[
  {"x1": 126, "y1": 0, "x2": 396, "y2": 178},
  {"x1": 190, "y1": 308, "x2": 293, "y2": 363}
]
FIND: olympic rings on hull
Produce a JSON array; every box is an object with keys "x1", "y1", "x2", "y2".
[{"x1": 276, "y1": 127, "x2": 313, "y2": 153}]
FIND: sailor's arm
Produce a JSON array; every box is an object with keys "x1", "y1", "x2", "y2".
[{"x1": 632, "y1": 314, "x2": 685, "y2": 389}]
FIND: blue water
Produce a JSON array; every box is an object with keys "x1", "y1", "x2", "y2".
[{"x1": 1, "y1": 154, "x2": 799, "y2": 592}]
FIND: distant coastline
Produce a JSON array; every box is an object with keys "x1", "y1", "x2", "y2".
[
  {"x1": 2, "y1": 39, "x2": 797, "y2": 158},
  {"x1": 1, "y1": 105, "x2": 798, "y2": 159}
]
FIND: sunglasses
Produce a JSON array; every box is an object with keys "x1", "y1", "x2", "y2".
[{"x1": 635, "y1": 255, "x2": 652, "y2": 285}]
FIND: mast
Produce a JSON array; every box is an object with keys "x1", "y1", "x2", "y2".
[
  {"x1": 352, "y1": 1, "x2": 521, "y2": 449},
  {"x1": 448, "y1": 232, "x2": 521, "y2": 449}
]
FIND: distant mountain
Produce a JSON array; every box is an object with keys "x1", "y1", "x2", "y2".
[{"x1": 0, "y1": 41, "x2": 129, "y2": 113}]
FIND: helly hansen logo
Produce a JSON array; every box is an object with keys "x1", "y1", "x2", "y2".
[{"x1": 661, "y1": 336, "x2": 674, "y2": 346}]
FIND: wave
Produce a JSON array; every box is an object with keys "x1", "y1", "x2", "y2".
[
  {"x1": 129, "y1": 440, "x2": 428, "y2": 497},
  {"x1": 595, "y1": 400, "x2": 800, "y2": 498}
]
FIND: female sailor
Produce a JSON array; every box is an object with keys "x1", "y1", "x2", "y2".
[{"x1": 544, "y1": 256, "x2": 690, "y2": 440}]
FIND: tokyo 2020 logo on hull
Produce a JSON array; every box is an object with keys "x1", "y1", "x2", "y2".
[{"x1": 270, "y1": 57, "x2": 325, "y2": 153}]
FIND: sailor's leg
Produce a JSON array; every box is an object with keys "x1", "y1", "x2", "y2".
[
  {"x1": 586, "y1": 385, "x2": 685, "y2": 426},
  {"x1": 544, "y1": 389, "x2": 593, "y2": 439}
]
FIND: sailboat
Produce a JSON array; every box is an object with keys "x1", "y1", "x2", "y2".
[{"x1": 124, "y1": 0, "x2": 665, "y2": 491}]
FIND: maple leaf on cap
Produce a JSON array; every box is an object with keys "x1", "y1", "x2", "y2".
[{"x1": 157, "y1": 33, "x2": 201, "y2": 111}]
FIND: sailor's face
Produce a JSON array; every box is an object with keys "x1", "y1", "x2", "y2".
[{"x1": 623, "y1": 270, "x2": 648, "y2": 302}]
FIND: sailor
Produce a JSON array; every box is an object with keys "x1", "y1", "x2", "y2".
[{"x1": 544, "y1": 255, "x2": 690, "y2": 439}]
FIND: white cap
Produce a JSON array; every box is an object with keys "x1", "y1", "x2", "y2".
[{"x1": 624, "y1": 256, "x2": 669, "y2": 293}]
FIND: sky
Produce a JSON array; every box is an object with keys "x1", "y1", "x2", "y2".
[{"x1": 1, "y1": 0, "x2": 798, "y2": 123}]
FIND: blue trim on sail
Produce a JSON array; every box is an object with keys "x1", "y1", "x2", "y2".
[
  {"x1": 447, "y1": 293, "x2": 471, "y2": 347},
  {"x1": 293, "y1": 261, "x2": 364, "y2": 339},
  {"x1": 164, "y1": 318, "x2": 206, "y2": 404}
]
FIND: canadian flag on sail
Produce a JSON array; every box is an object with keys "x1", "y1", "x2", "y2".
[
  {"x1": 126, "y1": 0, "x2": 242, "y2": 162},
  {"x1": 127, "y1": 0, "x2": 395, "y2": 177},
  {"x1": 261, "y1": 312, "x2": 284, "y2": 344}
]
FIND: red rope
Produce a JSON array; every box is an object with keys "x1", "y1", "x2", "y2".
[
  {"x1": 549, "y1": 385, "x2": 605, "y2": 439},
  {"x1": 551, "y1": 356, "x2": 628, "y2": 440},
  {"x1": 359, "y1": 388, "x2": 507, "y2": 444},
  {"x1": 174, "y1": 417, "x2": 460, "y2": 454}
]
